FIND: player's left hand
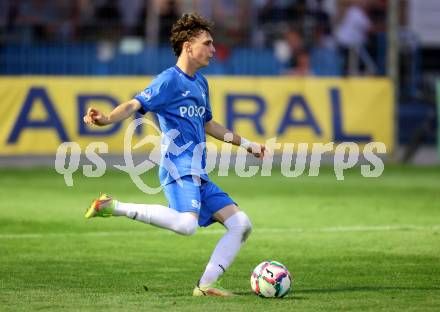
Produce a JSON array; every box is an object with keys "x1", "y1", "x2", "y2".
[{"x1": 247, "y1": 142, "x2": 269, "y2": 159}]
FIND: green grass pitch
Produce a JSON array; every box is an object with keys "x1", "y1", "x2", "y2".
[{"x1": 0, "y1": 166, "x2": 439, "y2": 311}]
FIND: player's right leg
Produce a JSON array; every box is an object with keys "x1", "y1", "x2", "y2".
[
  {"x1": 193, "y1": 181, "x2": 252, "y2": 297},
  {"x1": 192, "y1": 280, "x2": 235, "y2": 297}
]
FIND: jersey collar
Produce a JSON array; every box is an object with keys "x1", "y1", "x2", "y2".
[{"x1": 174, "y1": 65, "x2": 197, "y2": 81}]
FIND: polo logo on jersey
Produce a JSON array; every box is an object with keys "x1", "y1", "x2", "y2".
[
  {"x1": 182, "y1": 90, "x2": 190, "y2": 97},
  {"x1": 180, "y1": 105, "x2": 206, "y2": 118}
]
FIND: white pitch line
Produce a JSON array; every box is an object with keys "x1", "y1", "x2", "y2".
[{"x1": 0, "y1": 225, "x2": 439, "y2": 239}]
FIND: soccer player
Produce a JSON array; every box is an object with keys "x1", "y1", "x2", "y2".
[{"x1": 83, "y1": 13, "x2": 266, "y2": 297}]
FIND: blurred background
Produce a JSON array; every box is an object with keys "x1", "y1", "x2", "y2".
[{"x1": 0, "y1": 0, "x2": 439, "y2": 165}]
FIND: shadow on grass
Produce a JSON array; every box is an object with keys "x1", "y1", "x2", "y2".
[
  {"x1": 233, "y1": 291, "x2": 305, "y2": 300},
  {"x1": 296, "y1": 286, "x2": 440, "y2": 294}
]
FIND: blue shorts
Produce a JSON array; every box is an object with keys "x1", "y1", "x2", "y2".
[{"x1": 163, "y1": 175, "x2": 236, "y2": 227}]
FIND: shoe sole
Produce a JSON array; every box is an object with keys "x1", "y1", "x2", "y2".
[
  {"x1": 193, "y1": 288, "x2": 235, "y2": 297},
  {"x1": 84, "y1": 201, "x2": 98, "y2": 219}
]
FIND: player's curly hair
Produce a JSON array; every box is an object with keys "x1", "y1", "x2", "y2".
[{"x1": 170, "y1": 13, "x2": 213, "y2": 57}]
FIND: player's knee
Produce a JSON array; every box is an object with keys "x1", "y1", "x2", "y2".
[
  {"x1": 227, "y1": 211, "x2": 252, "y2": 242},
  {"x1": 174, "y1": 213, "x2": 198, "y2": 236},
  {"x1": 177, "y1": 222, "x2": 197, "y2": 236},
  {"x1": 241, "y1": 213, "x2": 253, "y2": 242}
]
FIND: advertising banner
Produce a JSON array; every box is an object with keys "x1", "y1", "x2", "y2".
[{"x1": 0, "y1": 77, "x2": 394, "y2": 155}]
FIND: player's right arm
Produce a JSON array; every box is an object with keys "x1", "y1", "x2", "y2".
[{"x1": 83, "y1": 99, "x2": 141, "y2": 126}]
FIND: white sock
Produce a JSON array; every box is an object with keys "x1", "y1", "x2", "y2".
[
  {"x1": 113, "y1": 201, "x2": 198, "y2": 236},
  {"x1": 199, "y1": 211, "x2": 252, "y2": 286}
]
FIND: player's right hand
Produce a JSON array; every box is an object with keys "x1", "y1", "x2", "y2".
[{"x1": 83, "y1": 107, "x2": 109, "y2": 126}]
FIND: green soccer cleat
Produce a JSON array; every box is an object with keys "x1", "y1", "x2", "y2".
[
  {"x1": 192, "y1": 280, "x2": 235, "y2": 297},
  {"x1": 85, "y1": 193, "x2": 115, "y2": 219}
]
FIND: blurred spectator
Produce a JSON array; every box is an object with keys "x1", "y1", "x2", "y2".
[
  {"x1": 117, "y1": 0, "x2": 144, "y2": 36},
  {"x1": 179, "y1": 0, "x2": 213, "y2": 20},
  {"x1": 256, "y1": 0, "x2": 300, "y2": 47},
  {"x1": 94, "y1": 0, "x2": 122, "y2": 39},
  {"x1": 211, "y1": 0, "x2": 251, "y2": 47},
  {"x1": 288, "y1": 50, "x2": 313, "y2": 76},
  {"x1": 275, "y1": 27, "x2": 312, "y2": 75},
  {"x1": 334, "y1": 0, "x2": 375, "y2": 75},
  {"x1": 285, "y1": 27, "x2": 305, "y2": 57},
  {"x1": 368, "y1": 0, "x2": 386, "y2": 33},
  {"x1": 158, "y1": 0, "x2": 179, "y2": 43},
  {"x1": 258, "y1": 0, "x2": 299, "y2": 25},
  {"x1": 74, "y1": 0, "x2": 97, "y2": 41},
  {"x1": 0, "y1": 0, "x2": 16, "y2": 42},
  {"x1": 366, "y1": 0, "x2": 387, "y2": 75},
  {"x1": 14, "y1": 0, "x2": 57, "y2": 42},
  {"x1": 308, "y1": 0, "x2": 335, "y2": 49},
  {"x1": 51, "y1": 0, "x2": 78, "y2": 42}
]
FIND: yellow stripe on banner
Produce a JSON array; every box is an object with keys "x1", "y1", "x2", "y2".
[{"x1": 0, "y1": 77, "x2": 394, "y2": 155}]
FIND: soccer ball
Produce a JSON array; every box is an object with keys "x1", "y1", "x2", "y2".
[{"x1": 250, "y1": 260, "x2": 292, "y2": 298}]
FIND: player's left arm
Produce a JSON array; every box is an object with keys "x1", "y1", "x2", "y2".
[{"x1": 205, "y1": 120, "x2": 267, "y2": 158}]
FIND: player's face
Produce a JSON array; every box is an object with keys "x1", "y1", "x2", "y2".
[{"x1": 188, "y1": 30, "x2": 216, "y2": 68}]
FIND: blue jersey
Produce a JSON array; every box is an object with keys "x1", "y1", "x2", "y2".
[{"x1": 134, "y1": 65, "x2": 213, "y2": 186}]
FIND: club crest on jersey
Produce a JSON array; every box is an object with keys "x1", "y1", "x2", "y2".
[
  {"x1": 138, "y1": 89, "x2": 152, "y2": 101},
  {"x1": 180, "y1": 105, "x2": 206, "y2": 118}
]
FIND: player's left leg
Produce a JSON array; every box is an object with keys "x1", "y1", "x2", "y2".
[
  {"x1": 193, "y1": 182, "x2": 252, "y2": 297},
  {"x1": 85, "y1": 184, "x2": 199, "y2": 236}
]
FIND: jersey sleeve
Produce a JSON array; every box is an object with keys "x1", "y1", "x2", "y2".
[
  {"x1": 200, "y1": 75, "x2": 213, "y2": 123},
  {"x1": 134, "y1": 78, "x2": 171, "y2": 115},
  {"x1": 205, "y1": 97, "x2": 213, "y2": 123}
]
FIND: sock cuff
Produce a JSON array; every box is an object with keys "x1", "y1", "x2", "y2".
[{"x1": 112, "y1": 200, "x2": 125, "y2": 216}]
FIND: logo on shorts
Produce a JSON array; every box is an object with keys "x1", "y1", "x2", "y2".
[{"x1": 191, "y1": 199, "x2": 201, "y2": 209}]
